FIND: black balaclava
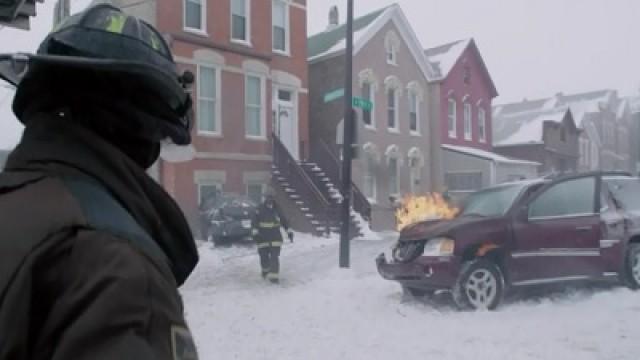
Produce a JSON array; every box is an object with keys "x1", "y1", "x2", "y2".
[{"x1": 15, "y1": 66, "x2": 164, "y2": 169}]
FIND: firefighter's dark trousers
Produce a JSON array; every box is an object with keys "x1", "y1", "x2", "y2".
[{"x1": 258, "y1": 243, "x2": 281, "y2": 280}]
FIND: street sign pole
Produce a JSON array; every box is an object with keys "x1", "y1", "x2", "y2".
[{"x1": 340, "y1": 0, "x2": 354, "y2": 269}]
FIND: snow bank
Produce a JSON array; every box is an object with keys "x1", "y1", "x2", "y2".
[
  {"x1": 182, "y1": 236, "x2": 640, "y2": 360},
  {"x1": 351, "y1": 211, "x2": 389, "y2": 241}
]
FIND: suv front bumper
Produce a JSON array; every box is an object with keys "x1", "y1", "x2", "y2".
[{"x1": 376, "y1": 253, "x2": 462, "y2": 290}]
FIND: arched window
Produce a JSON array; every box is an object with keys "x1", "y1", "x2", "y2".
[
  {"x1": 358, "y1": 69, "x2": 378, "y2": 128},
  {"x1": 385, "y1": 76, "x2": 402, "y2": 132},
  {"x1": 448, "y1": 98, "x2": 457, "y2": 138},
  {"x1": 386, "y1": 145, "x2": 401, "y2": 196},
  {"x1": 362, "y1": 142, "x2": 380, "y2": 202},
  {"x1": 407, "y1": 82, "x2": 423, "y2": 135},
  {"x1": 478, "y1": 107, "x2": 486, "y2": 143},
  {"x1": 463, "y1": 97, "x2": 472, "y2": 140}
]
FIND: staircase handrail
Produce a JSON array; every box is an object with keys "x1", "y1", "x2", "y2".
[
  {"x1": 316, "y1": 139, "x2": 372, "y2": 220},
  {"x1": 272, "y1": 134, "x2": 331, "y2": 211}
]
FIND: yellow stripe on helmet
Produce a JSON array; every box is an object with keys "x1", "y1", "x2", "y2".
[{"x1": 106, "y1": 14, "x2": 126, "y2": 34}]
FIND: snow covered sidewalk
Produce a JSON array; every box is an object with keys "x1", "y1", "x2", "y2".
[{"x1": 181, "y1": 234, "x2": 640, "y2": 360}]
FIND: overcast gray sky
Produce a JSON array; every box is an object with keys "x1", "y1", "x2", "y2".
[
  {"x1": 308, "y1": 0, "x2": 640, "y2": 101},
  {"x1": 1, "y1": 0, "x2": 639, "y2": 149}
]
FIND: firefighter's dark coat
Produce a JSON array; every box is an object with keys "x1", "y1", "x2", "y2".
[
  {"x1": 252, "y1": 202, "x2": 289, "y2": 247},
  {"x1": 0, "y1": 114, "x2": 199, "y2": 360}
]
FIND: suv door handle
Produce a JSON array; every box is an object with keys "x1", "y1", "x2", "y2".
[{"x1": 575, "y1": 226, "x2": 593, "y2": 232}]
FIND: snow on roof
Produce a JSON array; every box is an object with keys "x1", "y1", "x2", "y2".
[
  {"x1": 307, "y1": 6, "x2": 390, "y2": 60},
  {"x1": 442, "y1": 144, "x2": 540, "y2": 166},
  {"x1": 493, "y1": 109, "x2": 567, "y2": 147},
  {"x1": 423, "y1": 39, "x2": 471, "y2": 80},
  {"x1": 308, "y1": 23, "x2": 378, "y2": 62},
  {"x1": 494, "y1": 89, "x2": 617, "y2": 129},
  {"x1": 308, "y1": 5, "x2": 436, "y2": 81},
  {"x1": 566, "y1": 100, "x2": 601, "y2": 128},
  {"x1": 493, "y1": 98, "x2": 548, "y2": 116}
]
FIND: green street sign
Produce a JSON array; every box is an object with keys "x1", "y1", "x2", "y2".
[
  {"x1": 323, "y1": 88, "x2": 345, "y2": 103},
  {"x1": 352, "y1": 96, "x2": 373, "y2": 111},
  {"x1": 323, "y1": 89, "x2": 372, "y2": 111}
]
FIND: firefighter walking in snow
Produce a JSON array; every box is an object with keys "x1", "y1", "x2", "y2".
[{"x1": 252, "y1": 192, "x2": 293, "y2": 283}]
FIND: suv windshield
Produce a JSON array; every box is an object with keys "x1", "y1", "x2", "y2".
[
  {"x1": 605, "y1": 177, "x2": 640, "y2": 211},
  {"x1": 460, "y1": 183, "x2": 528, "y2": 217}
]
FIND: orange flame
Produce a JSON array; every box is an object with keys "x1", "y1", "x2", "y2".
[{"x1": 395, "y1": 194, "x2": 459, "y2": 231}]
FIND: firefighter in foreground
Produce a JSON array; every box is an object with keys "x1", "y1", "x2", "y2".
[
  {"x1": 0, "y1": 5, "x2": 199, "y2": 359},
  {"x1": 252, "y1": 191, "x2": 294, "y2": 283}
]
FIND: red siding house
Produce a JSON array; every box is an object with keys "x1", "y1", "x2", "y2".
[{"x1": 425, "y1": 39, "x2": 537, "y2": 195}]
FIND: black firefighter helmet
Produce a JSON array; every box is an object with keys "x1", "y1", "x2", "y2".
[{"x1": 6, "y1": 4, "x2": 194, "y2": 145}]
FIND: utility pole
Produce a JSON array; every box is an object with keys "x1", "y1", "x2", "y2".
[{"x1": 339, "y1": 0, "x2": 354, "y2": 268}]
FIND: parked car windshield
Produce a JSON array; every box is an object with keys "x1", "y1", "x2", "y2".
[
  {"x1": 605, "y1": 177, "x2": 640, "y2": 211},
  {"x1": 460, "y1": 183, "x2": 528, "y2": 217}
]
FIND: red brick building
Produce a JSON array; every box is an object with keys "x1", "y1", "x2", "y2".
[{"x1": 107, "y1": 0, "x2": 309, "y2": 232}]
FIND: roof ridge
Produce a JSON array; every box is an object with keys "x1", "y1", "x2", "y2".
[
  {"x1": 307, "y1": 4, "x2": 393, "y2": 40},
  {"x1": 424, "y1": 38, "x2": 470, "y2": 53}
]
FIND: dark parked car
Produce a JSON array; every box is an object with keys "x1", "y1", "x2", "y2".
[
  {"x1": 205, "y1": 194, "x2": 258, "y2": 246},
  {"x1": 377, "y1": 172, "x2": 640, "y2": 310}
]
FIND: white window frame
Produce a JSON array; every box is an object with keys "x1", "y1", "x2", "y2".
[
  {"x1": 478, "y1": 107, "x2": 486, "y2": 143},
  {"x1": 183, "y1": 0, "x2": 206, "y2": 34},
  {"x1": 197, "y1": 182, "x2": 222, "y2": 206},
  {"x1": 385, "y1": 31, "x2": 399, "y2": 66},
  {"x1": 272, "y1": 0, "x2": 290, "y2": 55},
  {"x1": 448, "y1": 98, "x2": 457, "y2": 138},
  {"x1": 387, "y1": 87, "x2": 399, "y2": 132},
  {"x1": 464, "y1": 101, "x2": 472, "y2": 141},
  {"x1": 231, "y1": 0, "x2": 251, "y2": 45},
  {"x1": 196, "y1": 64, "x2": 222, "y2": 136},
  {"x1": 245, "y1": 74, "x2": 267, "y2": 140},
  {"x1": 246, "y1": 182, "x2": 267, "y2": 204},
  {"x1": 359, "y1": 70, "x2": 378, "y2": 130},
  {"x1": 388, "y1": 156, "x2": 401, "y2": 196},
  {"x1": 363, "y1": 152, "x2": 378, "y2": 203},
  {"x1": 408, "y1": 90, "x2": 420, "y2": 135},
  {"x1": 361, "y1": 80, "x2": 376, "y2": 130}
]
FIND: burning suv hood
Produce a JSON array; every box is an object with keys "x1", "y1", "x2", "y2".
[{"x1": 399, "y1": 215, "x2": 490, "y2": 242}]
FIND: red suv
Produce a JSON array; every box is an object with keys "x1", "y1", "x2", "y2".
[{"x1": 376, "y1": 172, "x2": 640, "y2": 310}]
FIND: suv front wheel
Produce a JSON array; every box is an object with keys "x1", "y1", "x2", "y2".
[
  {"x1": 453, "y1": 259, "x2": 505, "y2": 310},
  {"x1": 623, "y1": 243, "x2": 640, "y2": 289}
]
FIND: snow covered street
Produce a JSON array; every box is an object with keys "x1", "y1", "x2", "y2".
[{"x1": 181, "y1": 234, "x2": 640, "y2": 360}]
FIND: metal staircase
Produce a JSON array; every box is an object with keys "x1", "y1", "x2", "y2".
[{"x1": 271, "y1": 134, "x2": 368, "y2": 238}]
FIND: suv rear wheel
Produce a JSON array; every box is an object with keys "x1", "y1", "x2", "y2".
[
  {"x1": 453, "y1": 259, "x2": 504, "y2": 310},
  {"x1": 623, "y1": 243, "x2": 640, "y2": 289}
]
